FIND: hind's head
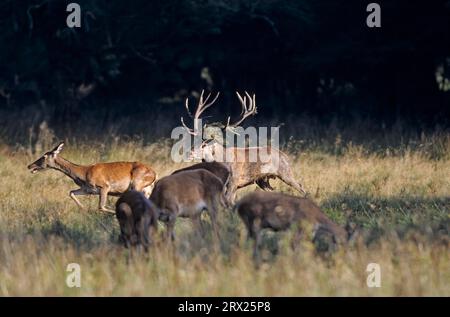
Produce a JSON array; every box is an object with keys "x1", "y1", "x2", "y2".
[{"x1": 27, "y1": 142, "x2": 64, "y2": 174}]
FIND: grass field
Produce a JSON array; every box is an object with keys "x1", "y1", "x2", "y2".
[{"x1": 0, "y1": 124, "x2": 449, "y2": 296}]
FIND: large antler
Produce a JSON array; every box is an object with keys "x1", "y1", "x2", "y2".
[
  {"x1": 181, "y1": 90, "x2": 220, "y2": 135},
  {"x1": 224, "y1": 91, "x2": 257, "y2": 130}
]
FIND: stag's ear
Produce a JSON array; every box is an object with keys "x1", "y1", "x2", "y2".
[{"x1": 51, "y1": 142, "x2": 65, "y2": 155}]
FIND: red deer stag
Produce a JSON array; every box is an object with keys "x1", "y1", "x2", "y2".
[
  {"x1": 115, "y1": 190, "x2": 159, "y2": 250},
  {"x1": 181, "y1": 91, "x2": 306, "y2": 203},
  {"x1": 150, "y1": 169, "x2": 227, "y2": 241},
  {"x1": 27, "y1": 142, "x2": 157, "y2": 213},
  {"x1": 235, "y1": 191, "x2": 347, "y2": 260}
]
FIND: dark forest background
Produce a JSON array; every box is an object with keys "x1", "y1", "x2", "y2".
[{"x1": 0, "y1": 0, "x2": 449, "y2": 143}]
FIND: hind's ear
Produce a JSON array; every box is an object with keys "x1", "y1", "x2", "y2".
[{"x1": 51, "y1": 142, "x2": 65, "y2": 155}]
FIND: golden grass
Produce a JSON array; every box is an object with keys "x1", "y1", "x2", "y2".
[{"x1": 0, "y1": 136, "x2": 448, "y2": 296}]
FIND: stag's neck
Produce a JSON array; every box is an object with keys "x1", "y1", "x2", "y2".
[
  {"x1": 53, "y1": 156, "x2": 88, "y2": 184},
  {"x1": 208, "y1": 142, "x2": 225, "y2": 162}
]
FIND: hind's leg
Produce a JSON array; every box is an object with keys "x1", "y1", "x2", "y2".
[
  {"x1": 165, "y1": 218, "x2": 176, "y2": 243},
  {"x1": 250, "y1": 220, "x2": 263, "y2": 264},
  {"x1": 208, "y1": 204, "x2": 221, "y2": 242},
  {"x1": 69, "y1": 188, "x2": 88, "y2": 209},
  {"x1": 290, "y1": 228, "x2": 304, "y2": 251},
  {"x1": 141, "y1": 185, "x2": 154, "y2": 198},
  {"x1": 99, "y1": 187, "x2": 115, "y2": 213},
  {"x1": 192, "y1": 213, "x2": 206, "y2": 238},
  {"x1": 137, "y1": 218, "x2": 150, "y2": 252},
  {"x1": 131, "y1": 170, "x2": 155, "y2": 197}
]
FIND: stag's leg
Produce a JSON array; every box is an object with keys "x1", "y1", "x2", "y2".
[
  {"x1": 255, "y1": 177, "x2": 274, "y2": 191},
  {"x1": 99, "y1": 187, "x2": 115, "y2": 214},
  {"x1": 277, "y1": 170, "x2": 306, "y2": 196},
  {"x1": 69, "y1": 188, "x2": 88, "y2": 209}
]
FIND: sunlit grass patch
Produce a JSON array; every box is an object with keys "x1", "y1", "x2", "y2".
[{"x1": 0, "y1": 132, "x2": 448, "y2": 296}]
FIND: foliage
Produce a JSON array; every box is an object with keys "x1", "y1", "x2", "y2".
[{"x1": 0, "y1": 0, "x2": 449, "y2": 125}]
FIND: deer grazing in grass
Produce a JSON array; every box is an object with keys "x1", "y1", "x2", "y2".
[
  {"x1": 150, "y1": 169, "x2": 227, "y2": 241},
  {"x1": 115, "y1": 190, "x2": 159, "y2": 250},
  {"x1": 235, "y1": 191, "x2": 348, "y2": 260},
  {"x1": 181, "y1": 91, "x2": 306, "y2": 203},
  {"x1": 27, "y1": 142, "x2": 157, "y2": 213}
]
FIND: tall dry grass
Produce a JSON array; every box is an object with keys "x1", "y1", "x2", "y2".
[{"x1": 0, "y1": 122, "x2": 448, "y2": 296}]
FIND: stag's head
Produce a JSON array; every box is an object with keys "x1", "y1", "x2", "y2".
[
  {"x1": 27, "y1": 142, "x2": 64, "y2": 173},
  {"x1": 181, "y1": 91, "x2": 258, "y2": 162}
]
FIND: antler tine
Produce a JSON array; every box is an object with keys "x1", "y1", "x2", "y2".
[
  {"x1": 193, "y1": 91, "x2": 220, "y2": 119},
  {"x1": 205, "y1": 91, "x2": 220, "y2": 108},
  {"x1": 244, "y1": 91, "x2": 257, "y2": 113},
  {"x1": 185, "y1": 97, "x2": 193, "y2": 118},
  {"x1": 195, "y1": 92, "x2": 220, "y2": 119},
  {"x1": 227, "y1": 91, "x2": 258, "y2": 128},
  {"x1": 235, "y1": 92, "x2": 245, "y2": 115},
  {"x1": 180, "y1": 116, "x2": 198, "y2": 135},
  {"x1": 203, "y1": 91, "x2": 212, "y2": 104},
  {"x1": 182, "y1": 90, "x2": 220, "y2": 134},
  {"x1": 198, "y1": 89, "x2": 205, "y2": 104}
]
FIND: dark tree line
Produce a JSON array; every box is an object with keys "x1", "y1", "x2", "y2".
[{"x1": 0, "y1": 0, "x2": 449, "y2": 130}]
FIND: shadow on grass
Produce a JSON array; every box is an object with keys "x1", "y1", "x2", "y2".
[
  {"x1": 321, "y1": 192, "x2": 449, "y2": 244},
  {"x1": 36, "y1": 211, "x2": 119, "y2": 250},
  {"x1": 5, "y1": 193, "x2": 447, "y2": 258}
]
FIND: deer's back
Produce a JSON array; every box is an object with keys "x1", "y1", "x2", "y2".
[
  {"x1": 86, "y1": 161, "x2": 155, "y2": 185},
  {"x1": 236, "y1": 191, "x2": 297, "y2": 230},
  {"x1": 151, "y1": 169, "x2": 223, "y2": 208},
  {"x1": 116, "y1": 191, "x2": 156, "y2": 218},
  {"x1": 237, "y1": 191, "x2": 346, "y2": 239},
  {"x1": 171, "y1": 161, "x2": 230, "y2": 185}
]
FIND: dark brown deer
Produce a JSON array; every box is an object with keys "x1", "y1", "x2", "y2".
[
  {"x1": 181, "y1": 91, "x2": 306, "y2": 203},
  {"x1": 171, "y1": 161, "x2": 234, "y2": 204},
  {"x1": 115, "y1": 190, "x2": 159, "y2": 250},
  {"x1": 150, "y1": 169, "x2": 227, "y2": 241},
  {"x1": 235, "y1": 191, "x2": 347, "y2": 259},
  {"x1": 27, "y1": 142, "x2": 157, "y2": 213}
]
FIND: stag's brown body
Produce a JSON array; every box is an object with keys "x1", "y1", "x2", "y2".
[
  {"x1": 150, "y1": 169, "x2": 226, "y2": 241},
  {"x1": 27, "y1": 143, "x2": 157, "y2": 213},
  {"x1": 235, "y1": 191, "x2": 347, "y2": 257},
  {"x1": 201, "y1": 143, "x2": 304, "y2": 202},
  {"x1": 115, "y1": 190, "x2": 159, "y2": 250}
]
